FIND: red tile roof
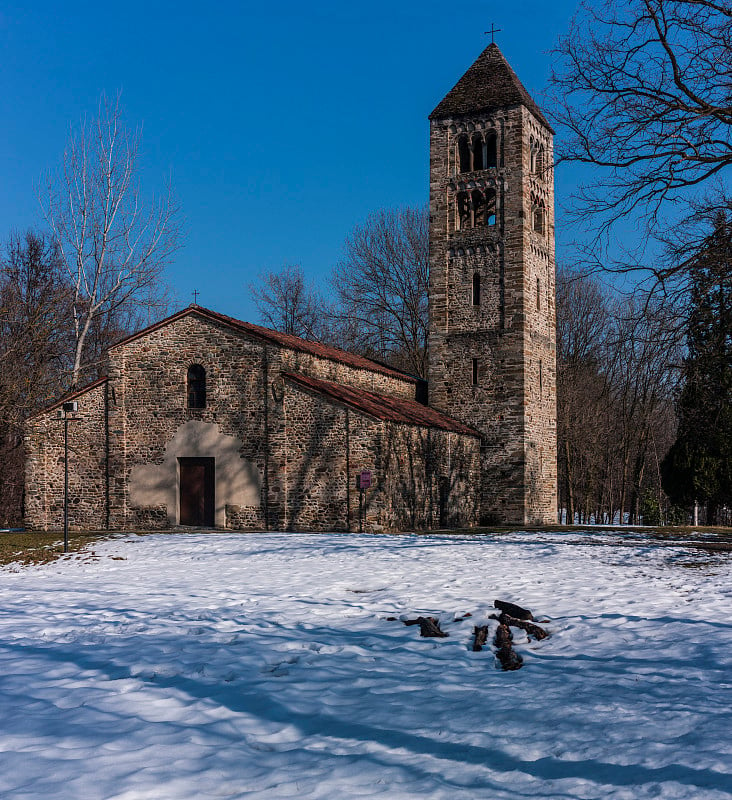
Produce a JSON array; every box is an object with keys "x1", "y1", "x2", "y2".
[
  {"x1": 109, "y1": 305, "x2": 418, "y2": 385},
  {"x1": 283, "y1": 372, "x2": 480, "y2": 438}
]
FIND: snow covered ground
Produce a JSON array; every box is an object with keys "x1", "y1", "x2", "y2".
[{"x1": 0, "y1": 531, "x2": 730, "y2": 800}]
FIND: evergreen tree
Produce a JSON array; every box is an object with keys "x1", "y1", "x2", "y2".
[{"x1": 662, "y1": 216, "x2": 732, "y2": 523}]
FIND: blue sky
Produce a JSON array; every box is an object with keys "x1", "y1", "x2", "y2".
[{"x1": 0, "y1": 1, "x2": 581, "y2": 322}]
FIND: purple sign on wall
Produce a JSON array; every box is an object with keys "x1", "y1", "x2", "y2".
[{"x1": 357, "y1": 471, "x2": 372, "y2": 490}]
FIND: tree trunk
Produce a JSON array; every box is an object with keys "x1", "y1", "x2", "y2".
[{"x1": 565, "y1": 439, "x2": 574, "y2": 524}]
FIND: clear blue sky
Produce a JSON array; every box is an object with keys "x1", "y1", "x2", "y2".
[{"x1": 0, "y1": 0, "x2": 581, "y2": 323}]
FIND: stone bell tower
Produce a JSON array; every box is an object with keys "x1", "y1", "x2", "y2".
[{"x1": 428, "y1": 43, "x2": 557, "y2": 524}]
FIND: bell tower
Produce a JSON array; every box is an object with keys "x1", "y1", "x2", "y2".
[{"x1": 428, "y1": 43, "x2": 557, "y2": 524}]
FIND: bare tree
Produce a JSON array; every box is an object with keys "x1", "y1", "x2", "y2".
[
  {"x1": 41, "y1": 93, "x2": 182, "y2": 386},
  {"x1": 549, "y1": 0, "x2": 732, "y2": 234},
  {"x1": 249, "y1": 264, "x2": 324, "y2": 340},
  {"x1": 556, "y1": 266, "x2": 681, "y2": 524},
  {"x1": 0, "y1": 231, "x2": 71, "y2": 524},
  {"x1": 607, "y1": 296, "x2": 681, "y2": 522},
  {"x1": 331, "y1": 206, "x2": 429, "y2": 378},
  {"x1": 556, "y1": 267, "x2": 613, "y2": 523}
]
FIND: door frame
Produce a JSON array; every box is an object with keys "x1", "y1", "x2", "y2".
[{"x1": 178, "y1": 457, "x2": 215, "y2": 526}]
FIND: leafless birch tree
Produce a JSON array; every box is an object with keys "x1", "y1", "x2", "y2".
[{"x1": 41, "y1": 93, "x2": 182, "y2": 386}]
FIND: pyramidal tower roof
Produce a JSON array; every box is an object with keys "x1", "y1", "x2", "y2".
[{"x1": 430, "y1": 43, "x2": 553, "y2": 132}]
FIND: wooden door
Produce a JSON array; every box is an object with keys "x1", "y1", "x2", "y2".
[{"x1": 179, "y1": 458, "x2": 215, "y2": 526}]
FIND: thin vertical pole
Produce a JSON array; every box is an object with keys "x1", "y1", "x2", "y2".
[
  {"x1": 359, "y1": 489, "x2": 363, "y2": 533},
  {"x1": 64, "y1": 414, "x2": 69, "y2": 553}
]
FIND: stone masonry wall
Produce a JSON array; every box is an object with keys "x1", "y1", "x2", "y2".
[
  {"x1": 26, "y1": 310, "x2": 423, "y2": 532},
  {"x1": 282, "y1": 378, "x2": 480, "y2": 532},
  {"x1": 106, "y1": 313, "x2": 268, "y2": 530},
  {"x1": 377, "y1": 423, "x2": 480, "y2": 530},
  {"x1": 24, "y1": 381, "x2": 109, "y2": 531},
  {"x1": 522, "y1": 107, "x2": 558, "y2": 523}
]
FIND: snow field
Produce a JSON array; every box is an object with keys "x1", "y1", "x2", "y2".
[{"x1": 0, "y1": 531, "x2": 730, "y2": 799}]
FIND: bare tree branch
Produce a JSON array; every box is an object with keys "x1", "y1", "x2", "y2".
[
  {"x1": 330, "y1": 206, "x2": 429, "y2": 379},
  {"x1": 549, "y1": 0, "x2": 732, "y2": 235},
  {"x1": 249, "y1": 264, "x2": 324, "y2": 340},
  {"x1": 41, "y1": 92, "x2": 182, "y2": 386}
]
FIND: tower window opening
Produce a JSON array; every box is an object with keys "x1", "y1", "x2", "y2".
[
  {"x1": 455, "y1": 189, "x2": 496, "y2": 231},
  {"x1": 471, "y1": 189, "x2": 485, "y2": 227},
  {"x1": 486, "y1": 131, "x2": 497, "y2": 168},
  {"x1": 472, "y1": 358, "x2": 479, "y2": 386},
  {"x1": 485, "y1": 188, "x2": 497, "y2": 226},
  {"x1": 537, "y1": 277, "x2": 541, "y2": 310},
  {"x1": 457, "y1": 135, "x2": 471, "y2": 173},
  {"x1": 539, "y1": 359, "x2": 543, "y2": 393},
  {"x1": 472, "y1": 272, "x2": 481, "y2": 306},
  {"x1": 530, "y1": 138, "x2": 538, "y2": 174},
  {"x1": 187, "y1": 364, "x2": 206, "y2": 409},
  {"x1": 532, "y1": 194, "x2": 546, "y2": 234},
  {"x1": 457, "y1": 191, "x2": 470, "y2": 230},
  {"x1": 471, "y1": 134, "x2": 484, "y2": 170}
]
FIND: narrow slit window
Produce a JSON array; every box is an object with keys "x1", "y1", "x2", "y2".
[
  {"x1": 187, "y1": 364, "x2": 206, "y2": 408},
  {"x1": 472, "y1": 358, "x2": 479, "y2": 386},
  {"x1": 539, "y1": 360, "x2": 543, "y2": 393},
  {"x1": 537, "y1": 278, "x2": 541, "y2": 310},
  {"x1": 472, "y1": 272, "x2": 481, "y2": 306}
]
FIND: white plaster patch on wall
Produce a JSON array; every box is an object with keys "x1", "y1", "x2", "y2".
[{"x1": 129, "y1": 420, "x2": 261, "y2": 526}]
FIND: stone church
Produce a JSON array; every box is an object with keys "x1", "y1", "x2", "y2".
[{"x1": 24, "y1": 43, "x2": 557, "y2": 533}]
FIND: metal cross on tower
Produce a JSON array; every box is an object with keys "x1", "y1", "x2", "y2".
[
  {"x1": 485, "y1": 24, "x2": 502, "y2": 43},
  {"x1": 192, "y1": 289, "x2": 200, "y2": 305}
]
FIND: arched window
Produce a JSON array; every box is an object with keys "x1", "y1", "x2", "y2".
[
  {"x1": 485, "y1": 188, "x2": 497, "y2": 226},
  {"x1": 486, "y1": 131, "x2": 497, "y2": 168},
  {"x1": 472, "y1": 272, "x2": 481, "y2": 306},
  {"x1": 187, "y1": 364, "x2": 206, "y2": 408},
  {"x1": 471, "y1": 134, "x2": 484, "y2": 170},
  {"x1": 537, "y1": 145, "x2": 545, "y2": 176},
  {"x1": 457, "y1": 135, "x2": 471, "y2": 173},
  {"x1": 532, "y1": 195, "x2": 546, "y2": 235}
]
